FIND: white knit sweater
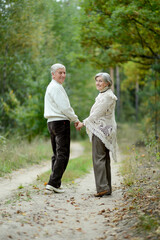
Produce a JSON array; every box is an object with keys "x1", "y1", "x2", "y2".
[
  {"x1": 44, "y1": 79, "x2": 79, "y2": 123},
  {"x1": 83, "y1": 89, "x2": 118, "y2": 161}
]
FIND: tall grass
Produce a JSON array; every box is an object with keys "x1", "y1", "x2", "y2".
[
  {"x1": 118, "y1": 123, "x2": 160, "y2": 238},
  {"x1": 0, "y1": 136, "x2": 52, "y2": 177},
  {"x1": 118, "y1": 123, "x2": 159, "y2": 186},
  {"x1": 0, "y1": 135, "x2": 93, "y2": 183},
  {"x1": 117, "y1": 122, "x2": 144, "y2": 153}
]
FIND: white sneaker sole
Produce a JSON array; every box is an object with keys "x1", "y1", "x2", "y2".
[
  {"x1": 45, "y1": 189, "x2": 53, "y2": 195},
  {"x1": 46, "y1": 185, "x2": 65, "y2": 193}
]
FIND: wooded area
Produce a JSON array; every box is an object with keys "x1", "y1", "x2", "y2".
[
  {"x1": 0, "y1": 0, "x2": 160, "y2": 140},
  {"x1": 0, "y1": 2, "x2": 159, "y2": 238}
]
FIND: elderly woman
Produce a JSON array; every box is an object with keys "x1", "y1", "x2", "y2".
[{"x1": 77, "y1": 72, "x2": 117, "y2": 197}]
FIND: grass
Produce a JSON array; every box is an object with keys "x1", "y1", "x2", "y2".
[
  {"x1": 117, "y1": 122, "x2": 144, "y2": 153},
  {"x1": 138, "y1": 214, "x2": 159, "y2": 231},
  {"x1": 117, "y1": 123, "x2": 160, "y2": 239},
  {"x1": 118, "y1": 123, "x2": 159, "y2": 186},
  {"x1": 18, "y1": 184, "x2": 24, "y2": 189},
  {"x1": 1, "y1": 124, "x2": 159, "y2": 238},
  {"x1": 38, "y1": 139, "x2": 92, "y2": 184},
  {"x1": 0, "y1": 136, "x2": 52, "y2": 177},
  {"x1": 0, "y1": 134, "x2": 93, "y2": 183},
  {"x1": 117, "y1": 123, "x2": 142, "y2": 186}
]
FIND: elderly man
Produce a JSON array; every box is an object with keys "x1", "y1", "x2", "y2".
[{"x1": 44, "y1": 63, "x2": 79, "y2": 194}]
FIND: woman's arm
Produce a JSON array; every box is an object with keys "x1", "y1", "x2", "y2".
[{"x1": 84, "y1": 95, "x2": 115, "y2": 123}]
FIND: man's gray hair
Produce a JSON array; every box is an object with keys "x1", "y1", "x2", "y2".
[
  {"x1": 95, "y1": 72, "x2": 112, "y2": 87},
  {"x1": 51, "y1": 63, "x2": 66, "y2": 74}
]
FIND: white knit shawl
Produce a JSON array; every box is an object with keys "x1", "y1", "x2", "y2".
[{"x1": 83, "y1": 89, "x2": 118, "y2": 162}]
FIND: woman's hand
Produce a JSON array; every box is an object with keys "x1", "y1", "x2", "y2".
[{"x1": 76, "y1": 122, "x2": 84, "y2": 131}]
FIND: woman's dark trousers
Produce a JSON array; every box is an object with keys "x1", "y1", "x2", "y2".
[
  {"x1": 47, "y1": 120, "x2": 70, "y2": 188},
  {"x1": 92, "y1": 134, "x2": 111, "y2": 193}
]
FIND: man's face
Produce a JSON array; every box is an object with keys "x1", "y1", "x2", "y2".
[{"x1": 52, "y1": 68, "x2": 66, "y2": 84}]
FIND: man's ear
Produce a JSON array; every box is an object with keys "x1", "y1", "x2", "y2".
[{"x1": 51, "y1": 72, "x2": 54, "y2": 78}]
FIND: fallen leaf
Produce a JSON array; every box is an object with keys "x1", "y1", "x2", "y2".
[
  {"x1": 58, "y1": 220, "x2": 63, "y2": 223},
  {"x1": 21, "y1": 212, "x2": 26, "y2": 216},
  {"x1": 98, "y1": 209, "x2": 105, "y2": 215},
  {"x1": 124, "y1": 235, "x2": 131, "y2": 239},
  {"x1": 76, "y1": 228, "x2": 82, "y2": 232},
  {"x1": 99, "y1": 203, "x2": 105, "y2": 206}
]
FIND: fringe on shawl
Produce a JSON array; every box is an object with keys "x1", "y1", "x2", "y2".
[{"x1": 85, "y1": 122, "x2": 117, "y2": 162}]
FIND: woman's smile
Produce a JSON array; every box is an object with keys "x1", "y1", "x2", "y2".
[{"x1": 95, "y1": 76, "x2": 108, "y2": 91}]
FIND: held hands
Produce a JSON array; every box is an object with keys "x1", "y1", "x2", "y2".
[{"x1": 74, "y1": 121, "x2": 84, "y2": 131}]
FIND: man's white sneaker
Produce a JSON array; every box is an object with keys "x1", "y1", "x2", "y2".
[
  {"x1": 46, "y1": 184, "x2": 65, "y2": 193},
  {"x1": 45, "y1": 188, "x2": 53, "y2": 195}
]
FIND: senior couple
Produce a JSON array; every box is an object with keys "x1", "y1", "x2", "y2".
[{"x1": 44, "y1": 63, "x2": 117, "y2": 197}]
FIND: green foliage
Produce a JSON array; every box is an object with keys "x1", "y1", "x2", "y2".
[
  {"x1": 80, "y1": 0, "x2": 160, "y2": 68},
  {"x1": 0, "y1": 0, "x2": 98, "y2": 139},
  {"x1": 138, "y1": 214, "x2": 159, "y2": 231},
  {"x1": 1, "y1": 0, "x2": 159, "y2": 139},
  {"x1": 79, "y1": 0, "x2": 160, "y2": 132},
  {"x1": 139, "y1": 68, "x2": 160, "y2": 136},
  {"x1": 118, "y1": 87, "x2": 137, "y2": 122},
  {"x1": 18, "y1": 184, "x2": 24, "y2": 189},
  {"x1": 0, "y1": 135, "x2": 7, "y2": 151},
  {"x1": 121, "y1": 62, "x2": 146, "y2": 90}
]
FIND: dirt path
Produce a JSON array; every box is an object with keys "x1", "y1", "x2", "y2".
[
  {"x1": 0, "y1": 142, "x2": 84, "y2": 201},
  {"x1": 0, "y1": 143, "x2": 128, "y2": 240}
]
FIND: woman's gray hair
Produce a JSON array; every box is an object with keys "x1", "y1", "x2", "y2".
[
  {"x1": 95, "y1": 72, "x2": 112, "y2": 87},
  {"x1": 51, "y1": 63, "x2": 66, "y2": 74}
]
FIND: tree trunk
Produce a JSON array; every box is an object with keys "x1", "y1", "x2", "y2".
[
  {"x1": 2, "y1": 44, "x2": 8, "y2": 96},
  {"x1": 154, "y1": 71, "x2": 158, "y2": 140},
  {"x1": 135, "y1": 81, "x2": 139, "y2": 122},
  {"x1": 110, "y1": 67, "x2": 114, "y2": 92},
  {"x1": 116, "y1": 66, "x2": 120, "y2": 119}
]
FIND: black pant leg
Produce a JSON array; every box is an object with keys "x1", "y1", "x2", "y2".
[
  {"x1": 48, "y1": 120, "x2": 70, "y2": 188},
  {"x1": 50, "y1": 131, "x2": 56, "y2": 171}
]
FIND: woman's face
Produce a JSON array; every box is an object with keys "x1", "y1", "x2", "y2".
[{"x1": 95, "y1": 76, "x2": 108, "y2": 91}]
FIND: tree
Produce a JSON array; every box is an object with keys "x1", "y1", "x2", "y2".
[
  {"x1": 80, "y1": 0, "x2": 160, "y2": 68},
  {"x1": 80, "y1": 0, "x2": 160, "y2": 137},
  {"x1": 0, "y1": 0, "x2": 58, "y2": 134},
  {"x1": 121, "y1": 61, "x2": 146, "y2": 121},
  {"x1": 0, "y1": 0, "x2": 98, "y2": 139}
]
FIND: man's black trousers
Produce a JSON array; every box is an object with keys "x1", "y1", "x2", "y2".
[{"x1": 47, "y1": 120, "x2": 70, "y2": 188}]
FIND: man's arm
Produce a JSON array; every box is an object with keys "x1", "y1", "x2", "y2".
[{"x1": 52, "y1": 86, "x2": 79, "y2": 122}]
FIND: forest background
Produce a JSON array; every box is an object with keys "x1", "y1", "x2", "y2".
[
  {"x1": 0, "y1": 0, "x2": 159, "y2": 142},
  {"x1": 0, "y1": 1, "x2": 160, "y2": 238}
]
